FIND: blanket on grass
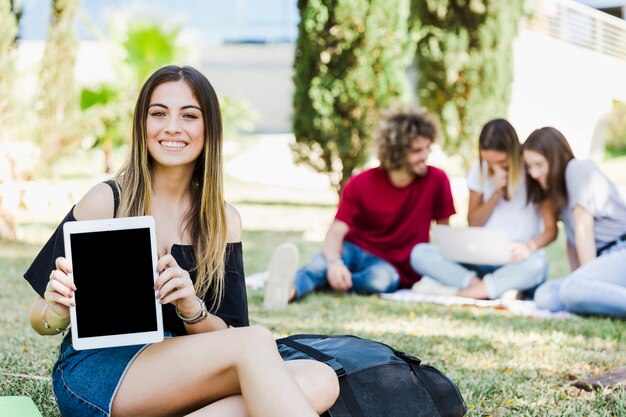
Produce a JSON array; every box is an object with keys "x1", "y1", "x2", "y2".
[
  {"x1": 245, "y1": 273, "x2": 574, "y2": 319},
  {"x1": 379, "y1": 289, "x2": 575, "y2": 319}
]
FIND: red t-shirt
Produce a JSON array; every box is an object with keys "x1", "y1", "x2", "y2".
[{"x1": 335, "y1": 166, "x2": 456, "y2": 288}]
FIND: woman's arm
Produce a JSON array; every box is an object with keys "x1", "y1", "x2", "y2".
[
  {"x1": 572, "y1": 204, "x2": 596, "y2": 267},
  {"x1": 530, "y1": 199, "x2": 558, "y2": 250},
  {"x1": 467, "y1": 190, "x2": 501, "y2": 226},
  {"x1": 29, "y1": 296, "x2": 70, "y2": 335},
  {"x1": 29, "y1": 256, "x2": 75, "y2": 335},
  {"x1": 511, "y1": 199, "x2": 559, "y2": 262},
  {"x1": 226, "y1": 203, "x2": 242, "y2": 243},
  {"x1": 566, "y1": 240, "x2": 580, "y2": 272}
]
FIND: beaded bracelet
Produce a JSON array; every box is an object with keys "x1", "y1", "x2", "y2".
[
  {"x1": 42, "y1": 303, "x2": 70, "y2": 333},
  {"x1": 175, "y1": 296, "x2": 208, "y2": 325}
]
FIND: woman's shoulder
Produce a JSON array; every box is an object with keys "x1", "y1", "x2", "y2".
[
  {"x1": 565, "y1": 158, "x2": 596, "y2": 175},
  {"x1": 564, "y1": 159, "x2": 604, "y2": 185},
  {"x1": 73, "y1": 182, "x2": 116, "y2": 220},
  {"x1": 226, "y1": 203, "x2": 242, "y2": 243}
]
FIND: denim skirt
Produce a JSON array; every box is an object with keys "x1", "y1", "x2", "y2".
[{"x1": 52, "y1": 333, "x2": 148, "y2": 417}]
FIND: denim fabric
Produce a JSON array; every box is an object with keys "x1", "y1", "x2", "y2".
[
  {"x1": 534, "y1": 241, "x2": 626, "y2": 317},
  {"x1": 294, "y1": 241, "x2": 400, "y2": 299},
  {"x1": 410, "y1": 243, "x2": 548, "y2": 299},
  {"x1": 52, "y1": 333, "x2": 149, "y2": 417}
]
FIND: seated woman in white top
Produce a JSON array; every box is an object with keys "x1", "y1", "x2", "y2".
[
  {"x1": 524, "y1": 127, "x2": 626, "y2": 317},
  {"x1": 411, "y1": 119, "x2": 557, "y2": 299}
]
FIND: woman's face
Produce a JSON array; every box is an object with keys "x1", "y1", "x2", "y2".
[
  {"x1": 146, "y1": 80, "x2": 205, "y2": 169},
  {"x1": 480, "y1": 149, "x2": 509, "y2": 172},
  {"x1": 523, "y1": 149, "x2": 549, "y2": 190}
]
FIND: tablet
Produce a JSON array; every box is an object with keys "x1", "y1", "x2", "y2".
[{"x1": 63, "y1": 215, "x2": 164, "y2": 350}]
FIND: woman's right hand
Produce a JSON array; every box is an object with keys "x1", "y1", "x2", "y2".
[
  {"x1": 44, "y1": 256, "x2": 76, "y2": 319},
  {"x1": 492, "y1": 166, "x2": 509, "y2": 199}
]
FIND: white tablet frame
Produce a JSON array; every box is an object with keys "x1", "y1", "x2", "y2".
[{"x1": 63, "y1": 215, "x2": 164, "y2": 350}]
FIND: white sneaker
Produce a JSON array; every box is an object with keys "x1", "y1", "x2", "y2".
[
  {"x1": 263, "y1": 242, "x2": 299, "y2": 310},
  {"x1": 411, "y1": 276, "x2": 458, "y2": 296}
]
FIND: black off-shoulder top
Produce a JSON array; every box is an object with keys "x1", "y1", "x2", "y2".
[{"x1": 23, "y1": 181, "x2": 249, "y2": 334}]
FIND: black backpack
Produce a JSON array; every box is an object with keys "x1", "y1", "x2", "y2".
[{"x1": 277, "y1": 334, "x2": 466, "y2": 417}]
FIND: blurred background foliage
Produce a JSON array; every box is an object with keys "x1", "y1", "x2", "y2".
[
  {"x1": 0, "y1": 1, "x2": 259, "y2": 179},
  {"x1": 292, "y1": 0, "x2": 414, "y2": 195},
  {"x1": 1, "y1": 0, "x2": 626, "y2": 239},
  {"x1": 410, "y1": 0, "x2": 526, "y2": 168},
  {"x1": 606, "y1": 100, "x2": 626, "y2": 158}
]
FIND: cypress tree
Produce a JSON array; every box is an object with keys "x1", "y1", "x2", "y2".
[
  {"x1": 411, "y1": 0, "x2": 524, "y2": 165},
  {"x1": 292, "y1": 0, "x2": 413, "y2": 194}
]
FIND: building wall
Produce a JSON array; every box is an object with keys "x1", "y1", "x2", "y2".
[{"x1": 15, "y1": 27, "x2": 626, "y2": 158}]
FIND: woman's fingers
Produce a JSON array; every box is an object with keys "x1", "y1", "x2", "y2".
[
  {"x1": 53, "y1": 257, "x2": 76, "y2": 291},
  {"x1": 47, "y1": 277, "x2": 73, "y2": 298},
  {"x1": 156, "y1": 268, "x2": 194, "y2": 304},
  {"x1": 156, "y1": 253, "x2": 178, "y2": 275}
]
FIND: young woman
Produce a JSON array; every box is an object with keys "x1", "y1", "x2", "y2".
[
  {"x1": 523, "y1": 127, "x2": 626, "y2": 317},
  {"x1": 411, "y1": 119, "x2": 557, "y2": 299},
  {"x1": 24, "y1": 65, "x2": 338, "y2": 417}
]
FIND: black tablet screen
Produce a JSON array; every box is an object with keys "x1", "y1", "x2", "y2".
[{"x1": 71, "y1": 228, "x2": 158, "y2": 337}]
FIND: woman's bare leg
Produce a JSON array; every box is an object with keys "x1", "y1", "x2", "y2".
[
  {"x1": 112, "y1": 325, "x2": 335, "y2": 417},
  {"x1": 187, "y1": 360, "x2": 339, "y2": 417}
]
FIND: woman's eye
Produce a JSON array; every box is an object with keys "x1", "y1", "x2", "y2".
[
  {"x1": 150, "y1": 111, "x2": 166, "y2": 117},
  {"x1": 183, "y1": 114, "x2": 198, "y2": 119}
]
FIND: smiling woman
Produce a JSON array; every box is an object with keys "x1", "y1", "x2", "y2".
[
  {"x1": 146, "y1": 80, "x2": 205, "y2": 168},
  {"x1": 523, "y1": 127, "x2": 626, "y2": 318},
  {"x1": 23, "y1": 65, "x2": 339, "y2": 417}
]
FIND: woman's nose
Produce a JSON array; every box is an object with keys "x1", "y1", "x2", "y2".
[{"x1": 165, "y1": 117, "x2": 182, "y2": 133}]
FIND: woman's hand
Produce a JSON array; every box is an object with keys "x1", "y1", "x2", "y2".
[
  {"x1": 45, "y1": 257, "x2": 76, "y2": 320},
  {"x1": 509, "y1": 242, "x2": 532, "y2": 262},
  {"x1": 492, "y1": 166, "x2": 509, "y2": 200},
  {"x1": 155, "y1": 254, "x2": 198, "y2": 317}
]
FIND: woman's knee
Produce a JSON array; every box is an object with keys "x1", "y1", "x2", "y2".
[
  {"x1": 242, "y1": 325, "x2": 275, "y2": 345},
  {"x1": 227, "y1": 325, "x2": 277, "y2": 357},
  {"x1": 534, "y1": 280, "x2": 566, "y2": 312},
  {"x1": 559, "y1": 276, "x2": 585, "y2": 309},
  {"x1": 291, "y1": 360, "x2": 339, "y2": 414},
  {"x1": 527, "y1": 254, "x2": 548, "y2": 277}
]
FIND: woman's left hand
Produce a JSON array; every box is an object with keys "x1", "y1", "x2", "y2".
[
  {"x1": 509, "y1": 242, "x2": 532, "y2": 262},
  {"x1": 155, "y1": 254, "x2": 197, "y2": 314}
]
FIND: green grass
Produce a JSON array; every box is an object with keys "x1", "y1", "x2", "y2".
[{"x1": 2, "y1": 143, "x2": 626, "y2": 416}]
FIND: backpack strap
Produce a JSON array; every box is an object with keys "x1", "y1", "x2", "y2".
[
  {"x1": 277, "y1": 336, "x2": 365, "y2": 417},
  {"x1": 407, "y1": 361, "x2": 466, "y2": 417},
  {"x1": 103, "y1": 179, "x2": 120, "y2": 217}
]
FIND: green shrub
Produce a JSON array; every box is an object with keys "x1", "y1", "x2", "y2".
[
  {"x1": 292, "y1": 0, "x2": 413, "y2": 195},
  {"x1": 410, "y1": 0, "x2": 525, "y2": 167}
]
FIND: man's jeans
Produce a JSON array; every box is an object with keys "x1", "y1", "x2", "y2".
[{"x1": 294, "y1": 241, "x2": 400, "y2": 300}]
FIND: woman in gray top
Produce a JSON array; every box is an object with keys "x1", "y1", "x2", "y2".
[{"x1": 522, "y1": 127, "x2": 626, "y2": 317}]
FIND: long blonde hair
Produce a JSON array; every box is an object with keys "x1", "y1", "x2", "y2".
[
  {"x1": 115, "y1": 65, "x2": 227, "y2": 311},
  {"x1": 478, "y1": 119, "x2": 523, "y2": 198}
]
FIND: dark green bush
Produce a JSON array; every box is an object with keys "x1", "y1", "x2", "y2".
[
  {"x1": 292, "y1": 0, "x2": 413, "y2": 194},
  {"x1": 410, "y1": 0, "x2": 525, "y2": 166}
]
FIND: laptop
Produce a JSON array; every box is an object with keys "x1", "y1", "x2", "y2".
[{"x1": 431, "y1": 224, "x2": 511, "y2": 265}]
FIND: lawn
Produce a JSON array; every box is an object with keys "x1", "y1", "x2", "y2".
[{"x1": 1, "y1": 141, "x2": 625, "y2": 416}]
